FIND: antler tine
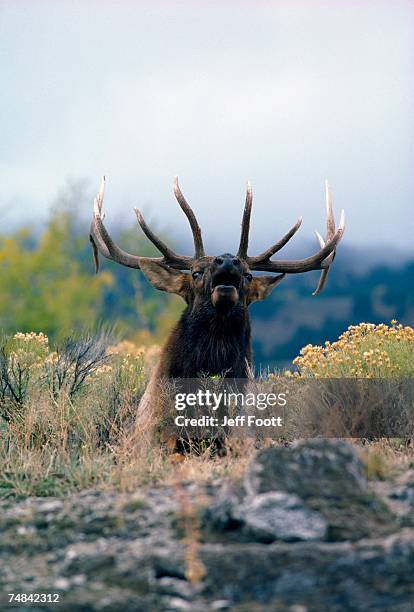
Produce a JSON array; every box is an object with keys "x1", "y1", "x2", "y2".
[
  {"x1": 94, "y1": 175, "x2": 105, "y2": 216},
  {"x1": 237, "y1": 181, "x2": 253, "y2": 259},
  {"x1": 90, "y1": 176, "x2": 105, "y2": 272},
  {"x1": 173, "y1": 177, "x2": 205, "y2": 258},
  {"x1": 248, "y1": 217, "x2": 303, "y2": 265},
  {"x1": 90, "y1": 176, "x2": 142, "y2": 271},
  {"x1": 133, "y1": 207, "x2": 189, "y2": 264},
  {"x1": 312, "y1": 180, "x2": 336, "y2": 295},
  {"x1": 90, "y1": 177, "x2": 193, "y2": 273},
  {"x1": 325, "y1": 180, "x2": 336, "y2": 240}
]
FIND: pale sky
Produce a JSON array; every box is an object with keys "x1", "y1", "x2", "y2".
[{"x1": 0, "y1": 0, "x2": 413, "y2": 254}]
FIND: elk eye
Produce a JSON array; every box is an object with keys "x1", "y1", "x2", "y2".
[
  {"x1": 244, "y1": 273, "x2": 253, "y2": 282},
  {"x1": 192, "y1": 271, "x2": 202, "y2": 280}
]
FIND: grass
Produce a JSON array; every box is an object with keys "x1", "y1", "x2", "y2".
[{"x1": 0, "y1": 323, "x2": 413, "y2": 499}]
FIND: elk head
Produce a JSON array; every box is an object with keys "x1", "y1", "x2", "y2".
[{"x1": 90, "y1": 177, "x2": 344, "y2": 378}]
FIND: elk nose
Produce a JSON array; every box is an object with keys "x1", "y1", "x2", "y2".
[
  {"x1": 215, "y1": 256, "x2": 233, "y2": 269},
  {"x1": 214, "y1": 256, "x2": 239, "y2": 272}
]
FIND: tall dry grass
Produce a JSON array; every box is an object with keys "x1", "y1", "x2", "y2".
[
  {"x1": 0, "y1": 332, "x2": 256, "y2": 498},
  {"x1": 1, "y1": 321, "x2": 413, "y2": 498}
]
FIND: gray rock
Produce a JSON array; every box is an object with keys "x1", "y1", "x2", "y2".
[
  {"x1": 165, "y1": 596, "x2": 195, "y2": 610},
  {"x1": 390, "y1": 469, "x2": 414, "y2": 506},
  {"x1": 243, "y1": 439, "x2": 396, "y2": 541},
  {"x1": 202, "y1": 488, "x2": 327, "y2": 543},
  {"x1": 245, "y1": 439, "x2": 367, "y2": 499},
  {"x1": 199, "y1": 529, "x2": 414, "y2": 611},
  {"x1": 0, "y1": 441, "x2": 411, "y2": 611},
  {"x1": 236, "y1": 491, "x2": 327, "y2": 542}
]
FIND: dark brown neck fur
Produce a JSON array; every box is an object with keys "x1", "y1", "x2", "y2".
[{"x1": 159, "y1": 301, "x2": 251, "y2": 378}]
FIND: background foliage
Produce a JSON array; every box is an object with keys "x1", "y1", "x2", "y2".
[{"x1": 1, "y1": 181, "x2": 413, "y2": 367}]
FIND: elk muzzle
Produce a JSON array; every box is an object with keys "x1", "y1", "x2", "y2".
[{"x1": 211, "y1": 255, "x2": 241, "y2": 310}]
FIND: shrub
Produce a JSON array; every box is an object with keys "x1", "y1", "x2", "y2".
[
  {"x1": 0, "y1": 332, "x2": 49, "y2": 419},
  {"x1": 44, "y1": 331, "x2": 111, "y2": 399},
  {"x1": 293, "y1": 321, "x2": 414, "y2": 378},
  {"x1": 0, "y1": 332, "x2": 152, "y2": 497}
]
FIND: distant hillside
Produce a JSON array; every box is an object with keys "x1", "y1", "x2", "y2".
[
  {"x1": 250, "y1": 257, "x2": 414, "y2": 368},
  {"x1": 1, "y1": 195, "x2": 412, "y2": 370}
]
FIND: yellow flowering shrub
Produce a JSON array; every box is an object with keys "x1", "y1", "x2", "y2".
[
  {"x1": 0, "y1": 333, "x2": 50, "y2": 406},
  {"x1": 0, "y1": 332, "x2": 161, "y2": 493},
  {"x1": 9, "y1": 332, "x2": 49, "y2": 366},
  {"x1": 108, "y1": 341, "x2": 161, "y2": 372},
  {"x1": 293, "y1": 321, "x2": 414, "y2": 378},
  {"x1": 0, "y1": 332, "x2": 159, "y2": 416}
]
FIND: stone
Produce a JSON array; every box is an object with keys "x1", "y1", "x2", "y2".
[
  {"x1": 0, "y1": 441, "x2": 411, "y2": 611},
  {"x1": 244, "y1": 439, "x2": 396, "y2": 541},
  {"x1": 245, "y1": 439, "x2": 367, "y2": 499},
  {"x1": 236, "y1": 491, "x2": 327, "y2": 542}
]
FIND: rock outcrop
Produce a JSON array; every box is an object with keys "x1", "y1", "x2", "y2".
[{"x1": 1, "y1": 440, "x2": 413, "y2": 611}]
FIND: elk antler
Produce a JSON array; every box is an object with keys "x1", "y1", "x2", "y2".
[
  {"x1": 173, "y1": 177, "x2": 205, "y2": 258},
  {"x1": 237, "y1": 180, "x2": 345, "y2": 294},
  {"x1": 237, "y1": 181, "x2": 253, "y2": 260},
  {"x1": 90, "y1": 177, "x2": 207, "y2": 273},
  {"x1": 312, "y1": 181, "x2": 338, "y2": 295}
]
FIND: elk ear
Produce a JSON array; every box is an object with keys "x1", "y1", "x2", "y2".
[
  {"x1": 247, "y1": 274, "x2": 285, "y2": 305},
  {"x1": 138, "y1": 258, "x2": 190, "y2": 300}
]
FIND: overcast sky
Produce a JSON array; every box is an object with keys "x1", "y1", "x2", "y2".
[{"x1": 0, "y1": 0, "x2": 413, "y2": 254}]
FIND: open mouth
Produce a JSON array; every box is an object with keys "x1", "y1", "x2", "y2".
[{"x1": 211, "y1": 272, "x2": 240, "y2": 290}]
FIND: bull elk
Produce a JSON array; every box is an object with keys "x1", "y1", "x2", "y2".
[{"x1": 90, "y1": 177, "x2": 345, "y2": 434}]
